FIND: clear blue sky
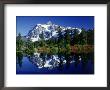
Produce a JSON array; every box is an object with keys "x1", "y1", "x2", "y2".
[{"x1": 16, "y1": 16, "x2": 94, "y2": 36}]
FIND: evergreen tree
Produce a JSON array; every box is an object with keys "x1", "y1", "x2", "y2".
[
  {"x1": 73, "y1": 29, "x2": 79, "y2": 45},
  {"x1": 87, "y1": 29, "x2": 94, "y2": 45},
  {"x1": 25, "y1": 39, "x2": 34, "y2": 56},
  {"x1": 39, "y1": 31, "x2": 45, "y2": 47},
  {"x1": 79, "y1": 28, "x2": 87, "y2": 45},
  {"x1": 16, "y1": 33, "x2": 23, "y2": 51},
  {"x1": 64, "y1": 29, "x2": 71, "y2": 53}
]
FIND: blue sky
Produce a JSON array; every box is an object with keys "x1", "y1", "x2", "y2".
[{"x1": 16, "y1": 16, "x2": 94, "y2": 36}]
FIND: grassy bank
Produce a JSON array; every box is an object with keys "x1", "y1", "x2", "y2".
[{"x1": 35, "y1": 45, "x2": 94, "y2": 54}]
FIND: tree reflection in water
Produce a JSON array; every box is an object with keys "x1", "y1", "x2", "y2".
[
  {"x1": 57, "y1": 53, "x2": 63, "y2": 71},
  {"x1": 16, "y1": 51, "x2": 23, "y2": 68}
]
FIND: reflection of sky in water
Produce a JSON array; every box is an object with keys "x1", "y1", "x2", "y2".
[{"x1": 16, "y1": 53, "x2": 94, "y2": 74}]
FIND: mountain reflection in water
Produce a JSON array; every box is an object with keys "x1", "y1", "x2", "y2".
[{"x1": 16, "y1": 52, "x2": 94, "y2": 74}]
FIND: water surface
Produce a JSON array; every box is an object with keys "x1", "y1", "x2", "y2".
[{"x1": 16, "y1": 53, "x2": 94, "y2": 74}]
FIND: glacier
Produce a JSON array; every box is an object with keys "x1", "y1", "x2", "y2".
[{"x1": 26, "y1": 21, "x2": 82, "y2": 42}]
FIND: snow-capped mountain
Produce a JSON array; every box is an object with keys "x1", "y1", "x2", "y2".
[{"x1": 26, "y1": 21, "x2": 82, "y2": 42}]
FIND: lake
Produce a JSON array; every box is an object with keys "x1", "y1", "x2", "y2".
[{"x1": 16, "y1": 52, "x2": 94, "y2": 74}]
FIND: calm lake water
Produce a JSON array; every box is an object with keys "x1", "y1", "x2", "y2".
[{"x1": 16, "y1": 53, "x2": 94, "y2": 74}]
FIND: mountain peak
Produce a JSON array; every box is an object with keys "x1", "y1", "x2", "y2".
[
  {"x1": 47, "y1": 21, "x2": 52, "y2": 25},
  {"x1": 26, "y1": 22, "x2": 82, "y2": 42}
]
